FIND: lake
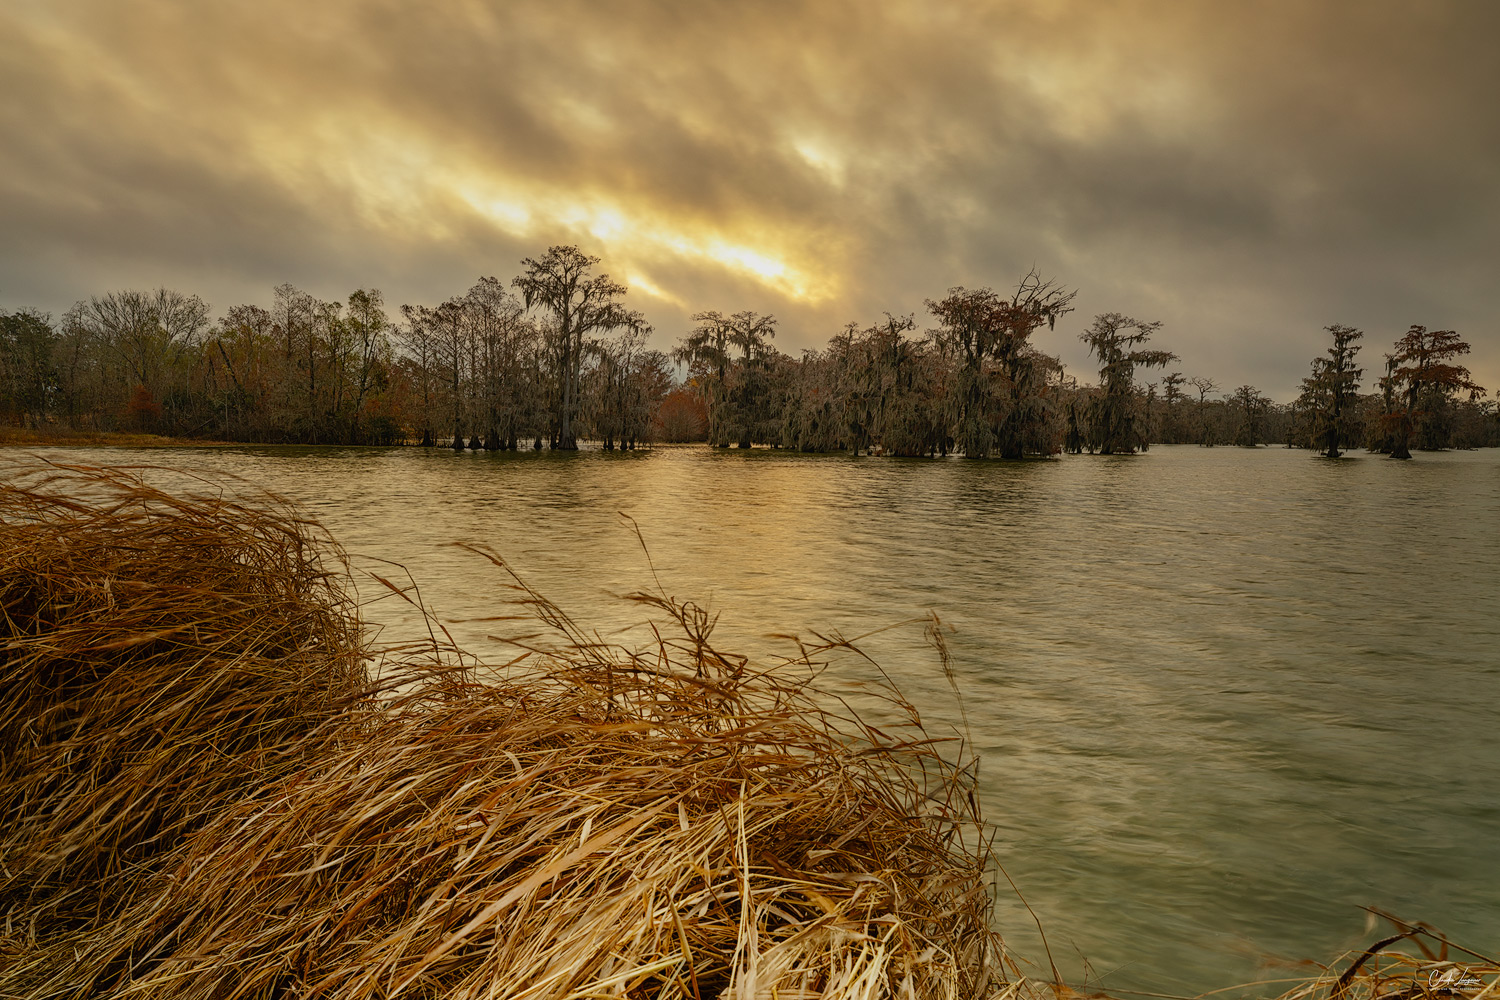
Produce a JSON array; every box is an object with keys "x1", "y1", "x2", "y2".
[{"x1": 15, "y1": 442, "x2": 1499, "y2": 996}]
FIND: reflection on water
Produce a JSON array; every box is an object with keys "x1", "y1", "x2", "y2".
[{"x1": 20, "y1": 444, "x2": 1500, "y2": 994}]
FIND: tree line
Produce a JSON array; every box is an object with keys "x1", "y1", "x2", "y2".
[
  {"x1": 667, "y1": 280, "x2": 1493, "y2": 457},
  {"x1": 1144, "y1": 323, "x2": 1493, "y2": 456},
  {"x1": 0, "y1": 248, "x2": 679, "y2": 451},
  {"x1": 3, "y1": 245, "x2": 1495, "y2": 456}
]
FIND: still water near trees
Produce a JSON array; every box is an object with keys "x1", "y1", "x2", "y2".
[{"x1": 43, "y1": 443, "x2": 1500, "y2": 995}]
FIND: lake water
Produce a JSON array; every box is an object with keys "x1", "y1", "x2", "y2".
[{"x1": 15, "y1": 443, "x2": 1499, "y2": 996}]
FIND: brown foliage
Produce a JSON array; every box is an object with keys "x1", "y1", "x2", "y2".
[
  {"x1": 653, "y1": 385, "x2": 710, "y2": 442},
  {"x1": 124, "y1": 383, "x2": 162, "y2": 430},
  {"x1": 0, "y1": 462, "x2": 367, "y2": 957}
]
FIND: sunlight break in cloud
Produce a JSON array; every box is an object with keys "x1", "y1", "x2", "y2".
[
  {"x1": 239, "y1": 99, "x2": 837, "y2": 306},
  {"x1": 457, "y1": 177, "x2": 835, "y2": 305}
]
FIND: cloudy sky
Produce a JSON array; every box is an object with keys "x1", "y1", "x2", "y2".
[{"x1": 3, "y1": 0, "x2": 1496, "y2": 398}]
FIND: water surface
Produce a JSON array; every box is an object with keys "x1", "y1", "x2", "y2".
[{"x1": 19, "y1": 443, "x2": 1499, "y2": 995}]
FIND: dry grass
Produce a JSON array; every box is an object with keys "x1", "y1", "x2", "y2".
[
  {"x1": 0, "y1": 462, "x2": 367, "y2": 950},
  {"x1": 0, "y1": 461, "x2": 1017, "y2": 999},
  {"x1": 1265, "y1": 912, "x2": 1497, "y2": 1000},
  {"x1": 0, "y1": 427, "x2": 237, "y2": 448}
]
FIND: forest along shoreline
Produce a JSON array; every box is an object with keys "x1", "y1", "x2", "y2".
[
  {"x1": 0, "y1": 427, "x2": 241, "y2": 448},
  {"x1": 3, "y1": 245, "x2": 1495, "y2": 456},
  {"x1": 7, "y1": 428, "x2": 1496, "y2": 458}
]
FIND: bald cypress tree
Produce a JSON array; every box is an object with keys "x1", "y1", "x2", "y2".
[
  {"x1": 1297, "y1": 324, "x2": 1364, "y2": 457},
  {"x1": 513, "y1": 247, "x2": 642, "y2": 450},
  {"x1": 1378, "y1": 326, "x2": 1485, "y2": 458},
  {"x1": 926, "y1": 271, "x2": 1073, "y2": 459},
  {"x1": 1079, "y1": 313, "x2": 1176, "y2": 454}
]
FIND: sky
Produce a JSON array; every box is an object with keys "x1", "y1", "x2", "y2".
[{"x1": 3, "y1": 0, "x2": 1497, "y2": 400}]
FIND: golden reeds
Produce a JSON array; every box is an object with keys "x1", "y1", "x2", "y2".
[
  {"x1": 0, "y1": 462, "x2": 1011, "y2": 999},
  {"x1": 0, "y1": 463, "x2": 367, "y2": 955}
]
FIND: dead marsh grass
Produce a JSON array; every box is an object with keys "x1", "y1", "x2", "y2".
[
  {"x1": 0, "y1": 427, "x2": 237, "y2": 448},
  {"x1": 0, "y1": 461, "x2": 1012, "y2": 999}
]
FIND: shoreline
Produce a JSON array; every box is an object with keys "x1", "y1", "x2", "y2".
[{"x1": 0, "y1": 427, "x2": 241, "y2": 448}]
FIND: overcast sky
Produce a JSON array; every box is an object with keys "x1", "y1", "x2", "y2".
[{"x1": 3, "y1": 0, "x2": 1496, "y2": 399}]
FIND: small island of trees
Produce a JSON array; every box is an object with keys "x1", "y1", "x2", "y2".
[{"x1": 2, "y1": 245, "x2": 1495, "y2": 456}]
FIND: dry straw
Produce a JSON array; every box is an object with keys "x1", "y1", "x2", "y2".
[
  {"x1": 0, "y1": 462, "x2": 367, "y2": 953},
  {"x1": 0, "y1": 460, "x2": 1014, "y2": 999}
]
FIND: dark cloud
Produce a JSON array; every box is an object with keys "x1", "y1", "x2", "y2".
[{"x1": 2, "y1": 0, "x2": 1496, "y2": 396}]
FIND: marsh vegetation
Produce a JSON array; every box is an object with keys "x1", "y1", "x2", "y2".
[{"x1": 1, "y1": 463, "x2": 1011, "y2": 998}]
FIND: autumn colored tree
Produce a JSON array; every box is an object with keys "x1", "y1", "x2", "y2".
[
  {"x1": 125, "y1": 383, "x2": 162, "y2": 431},
  {"x1": 652, "y1": 384, "x2": 709, "y2": 442},
  {"x1": 1381, "y1": 325, "x2": 1484, "y2": 458},
  {"x1": 926, "y1": 271, "x2": 1073, "y2": 458}
]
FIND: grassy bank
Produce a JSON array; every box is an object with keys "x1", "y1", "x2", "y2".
[
  {"x1": 0, "y1": 426, "x2": 239, "y2": 448},
  {"x1": 1, "y1": 460, "x2": 1492, "y2": 999}
]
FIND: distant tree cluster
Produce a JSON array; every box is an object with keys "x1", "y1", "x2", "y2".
[
  {"x1": 0, "y1": 247, "x2": 674, "y2": 450},
  {"x1": 1281, "y1": 323, "x2": 1492, "y2": 456},
  {"x1": 1106, "y1": 324, "x2": 1495, "y2": 455},
  {"x1": 3, "y1": 248, "x2": 1496, "y2": 455},
  {"x1": 1145, "y1": 375, "x2": 1291, "y2": 449},
  {"x1": 674, "y1": 273, "x2": 1195, "y2": 458}
]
